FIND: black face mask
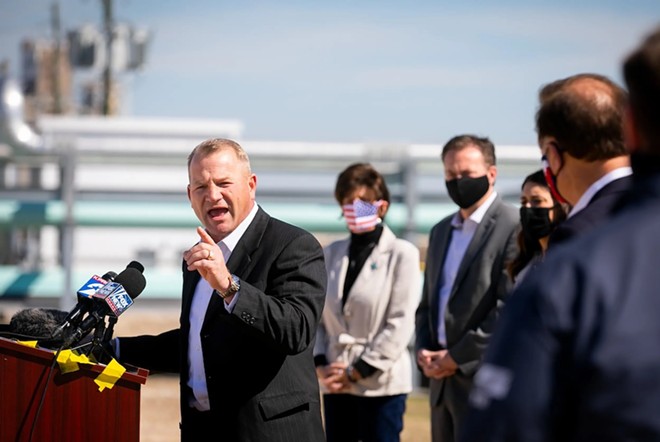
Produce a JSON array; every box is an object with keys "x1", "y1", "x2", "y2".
[
  {"x1": 446, "y1": 175, "x2": 490, "y2": 209},
  {"x1": 520, "y1": 206, "x2": 554, "y2": 241}
]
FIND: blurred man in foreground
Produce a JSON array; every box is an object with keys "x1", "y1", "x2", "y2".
[{"x1": 462, "y1": 26, "x2": 660, "y2": 442}]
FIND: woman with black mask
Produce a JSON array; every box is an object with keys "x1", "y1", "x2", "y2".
[{"x1": 507, "y1": 170, "x2": 568, "y2": 286}]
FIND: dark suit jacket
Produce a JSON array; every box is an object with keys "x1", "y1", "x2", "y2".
[
  {"x1": 119, "y1": 207, "x2": 327, "y2": 441},
  {"x1": 415, "y1": 195, "x2": 518, "y2": 416},
  {"x1": 548, "y1": 175, "x2": 632, "y2": 246}
]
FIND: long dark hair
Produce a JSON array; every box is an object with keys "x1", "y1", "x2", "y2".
[{"x1": 507, "y1": 170, "x2": 567, "y2": 282}]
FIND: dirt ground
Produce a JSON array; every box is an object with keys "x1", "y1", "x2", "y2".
[
  {"x1": 112, "y1": 306, "x2": 181, "y2": 442},
  {"x1": 137, "y1": 373, "x2": 431, "y2": 442},
  {"x1": 2, "y1": 304, "x2": 431, "y2": 441}
]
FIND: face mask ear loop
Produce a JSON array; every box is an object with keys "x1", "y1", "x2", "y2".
[
  {"x1": 542, "y1": 153, "x2": 568, "y2": 205},
  {"x1": 374, "y1": 199, "x2": 385, "y2": 219}
]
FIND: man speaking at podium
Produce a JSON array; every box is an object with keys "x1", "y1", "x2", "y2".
[{"x1": 116, "y1": 138, "x2": 327, "y2": 441}]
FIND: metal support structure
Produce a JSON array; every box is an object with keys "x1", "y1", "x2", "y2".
[
  {"x1": 101, "y1": 0, "x2": 114, "y2": 115},
  {"x1": 401, "y1": 155, "x2": 418, "y2": 243},
  {"x1": 59, "y1": 145, "x2": 76, "y2": 310},
  {"x1": 0, "y1": 79, "x2": 542, "y2": 300},
  {"x1": 50, "y1": 2, "x2": 63, "y2": 115}
]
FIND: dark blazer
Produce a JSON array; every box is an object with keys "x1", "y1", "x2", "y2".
[
  {"x1": 548, "y1": 175, "x2": 632, "y2": 246},
  {"x1": 415, "y1": 195, "x2": 518, "y2": 433},
  {"x1": 119, "y1": 207, "x2": 327, "y2": 442}
]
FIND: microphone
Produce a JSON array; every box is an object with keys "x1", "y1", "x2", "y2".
[
  {"x1": 99, "y1": 262, "x2": 144, "y2": 349},
  {"x1": 5, "y1": 308, "x2": 70, "y2": 339},
  {"x1": 78, "y1": 271, "x2": 118, "y2": 298},
  {"x1": 62, "y1": 262, "x2": 146, "y2": 349},
  {"x1": 53, "y1": 270, "x2": 118, "y2": 338}
]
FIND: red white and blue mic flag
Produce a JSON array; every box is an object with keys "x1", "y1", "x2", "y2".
[{"x1": 342, "y1": 199, "x2": 384, "y2": 233}]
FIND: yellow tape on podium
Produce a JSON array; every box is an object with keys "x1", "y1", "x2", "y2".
[
  {"x1": 15, "y1": 340, "x2": 127, "y2": 392},
  {"x1": 94, "y1": 358, "x2": 127, "y2": 392},
  {"x1": 56, "y1": 349, "x2": 94, "y2": 374}
]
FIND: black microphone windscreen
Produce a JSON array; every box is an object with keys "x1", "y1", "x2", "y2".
[
  {"x1": 127, "y1": 261, "x2": 145, "y2": 273},
  {"x1": 114, "y1": 267, "x2": 146, "y2": 299},
  {"x1": 9, "y1": 308, "x2": 69, "y2": 338}
]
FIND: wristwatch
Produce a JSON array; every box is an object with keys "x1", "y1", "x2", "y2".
[
  {"x1": 217, "y1": 274, "x2": 240, "y2": 299},
  {"x1": 345, "y1": 365, "x2": 359, "y2": 382}
]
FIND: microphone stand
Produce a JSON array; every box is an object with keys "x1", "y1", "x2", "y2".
[
  {"x1": 103, "y1": 316, "x2": 118, "y2": 346},
  {"x1": 86, "y1": 315, "x2": 118, "y2": 364},
  {"x1": 84, "y1": 316, "x2": 108, "y2": 360}
]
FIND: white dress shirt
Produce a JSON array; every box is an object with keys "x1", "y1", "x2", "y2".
[
  {"x1": 437, "y1": 191, "x2": 497, "y2": 347},
  {"x1": 187, "y1": 202, "x2": 258, "y2": 411}
]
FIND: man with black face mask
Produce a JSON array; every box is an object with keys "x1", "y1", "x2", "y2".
[{"x1": 415, "y1": 134, "x2": 518, "y2": 442}]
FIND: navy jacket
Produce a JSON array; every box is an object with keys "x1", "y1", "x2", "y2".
[
  {"x1": 548, "y1": 174, "x2": 632, "y2": 246},
  {"x1": 462, "y1": 172, "x2": 660, "y2": 441}
]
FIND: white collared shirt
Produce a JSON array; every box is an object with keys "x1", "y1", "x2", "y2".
[
  {"x1": 437, "y1": 191, "x2": 497, "y2": 347},
  {"x1": 568, "y1": 167, "x2": 632, "y2": 218},
  {"x1": 188, "y1": 202, "x2": 259, "y2": 411}
]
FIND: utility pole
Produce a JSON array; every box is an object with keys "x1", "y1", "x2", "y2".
[
  {"x1": 101, "y1": 0, "x2": 113, "y2": 115},
  {"x1": 50, "y1": 1, "x2": 63, "y2": 114}
]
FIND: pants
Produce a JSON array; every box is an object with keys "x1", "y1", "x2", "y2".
[
  {"x1": 430, "y1": 377, "x2": 470, "y2": 442},
  {"x1": 181, "y1": 409, "x2": 221, "y2": 442},
  {"x1": 323, "y1": 393, "x2": 407, "y2": 442}
]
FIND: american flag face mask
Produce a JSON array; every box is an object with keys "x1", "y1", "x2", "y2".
[{"x1": 341, "y1": 199, "x2": 384, "y2": 233}]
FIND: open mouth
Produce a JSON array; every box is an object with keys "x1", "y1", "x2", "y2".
[{"x1": 208, "y1": 207, "x2": 229, "y2": 220}]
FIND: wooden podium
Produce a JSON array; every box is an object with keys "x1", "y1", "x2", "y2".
[{"x1": 0, "y1": 337, "x2": 149, "y2": 442}]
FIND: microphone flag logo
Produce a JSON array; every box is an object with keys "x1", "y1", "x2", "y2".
[{"x1": 77, "y1": 275, "x2": 109, "y2": 298}]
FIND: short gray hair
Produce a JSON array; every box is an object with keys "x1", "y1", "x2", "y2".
[{"x1": 187, "y1": 138, "x2": 251, "y2": 174}]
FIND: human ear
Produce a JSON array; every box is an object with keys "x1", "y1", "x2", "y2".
[
  {"x1": 487, "y1": 165, "x2": 497, "y2": 186},
  {"x1": 545, "y1": 139, "x2": 563, "y2": 173},
  {"x1": 378, "y1": 200, "x2": 390, "y2": 218}
]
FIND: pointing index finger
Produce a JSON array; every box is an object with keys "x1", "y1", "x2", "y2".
[{"x1": 197, "y1": 226, "x2": 216, "y2": 245}]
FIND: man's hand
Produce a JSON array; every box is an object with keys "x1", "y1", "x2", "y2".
[
  {"x1": 183, "y1": 226, "x2": 234, "y2": 303},
  {"x1": 417, "y1": 348, "x2": 458, "y2": 380}
]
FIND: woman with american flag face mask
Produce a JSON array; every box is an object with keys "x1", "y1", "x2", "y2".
[{"x1": 314, "y1": 163, "x2": 422, "y2": 442}]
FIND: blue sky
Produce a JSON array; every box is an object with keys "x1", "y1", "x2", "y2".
[{"x1": 1, "y1": 1, "x2": 658, "y2": 145}]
